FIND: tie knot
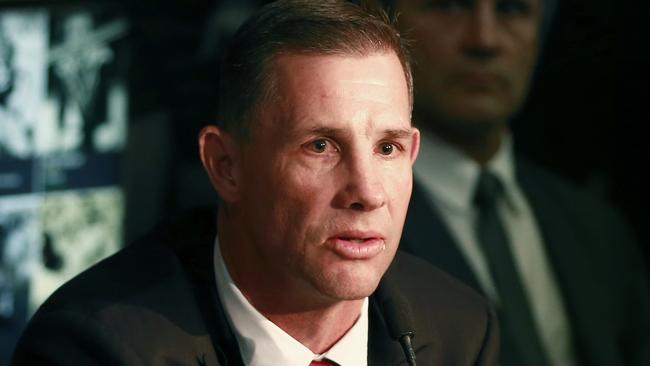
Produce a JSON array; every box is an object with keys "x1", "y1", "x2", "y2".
[
  {"x1": 473, "y1": 170, "x2": 504, "y2": 209},
  {"x1": 310, "y1": 359, "x2": 337, "y2": 366}
]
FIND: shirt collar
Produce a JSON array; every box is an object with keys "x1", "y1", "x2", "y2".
[
  {"x1": 414, "y1": 130, "x2": 523, "y2": 213},
  {"x1": 213, "y1": 237, "x2": 369, "y2": 366}
]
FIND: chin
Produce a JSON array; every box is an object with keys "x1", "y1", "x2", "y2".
[
  {"x1": 455, "y1": 95, "x2": 514, "y2": 119},
  {"x1": 430, "y1": 100, "x2": 512, "y2": 135},
  {"x1": 320, "y1": 282, "x2": 380, "y2": 301},
  {"x1": 311, "y1": 263, "x2": 386, "y2": 301}
]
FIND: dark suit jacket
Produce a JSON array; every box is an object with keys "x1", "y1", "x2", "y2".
[
  {"x1": 401, "y1": 158, "x2": 650, "y2": 366},
  {"x1": 12, "y1": 208, "x2": 499, "y2": 366}
]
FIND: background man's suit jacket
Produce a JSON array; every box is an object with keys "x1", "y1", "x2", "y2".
[
  {"x1": 12, "y1": 208, "x2": 499, "y2": 366},
  {"x1": 401, "y1": 159, "x2": 650, "y2": 366}
]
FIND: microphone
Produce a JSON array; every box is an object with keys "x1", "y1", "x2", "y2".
[{"x1": 375, "y1": 280, "x2": 417, "y2": 366}]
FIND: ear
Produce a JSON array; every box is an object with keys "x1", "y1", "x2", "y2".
[
  {"x1": 198, "y1": 125, "x2": 241, "y2": 202},
  {"x1": 410, "y1": 127, "x2": 421, "y2": 164}
]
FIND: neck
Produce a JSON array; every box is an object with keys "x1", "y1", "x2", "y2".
[
  {"x1": 420, "y1": 119, "x2": 507, "y2": 165},
  {"x1": 440, "y1": 126, "x2": 504, "y2": 165},
  {"x1": 264, "y1": 299, "x2": 364, "y2": 354},
  {"x1": 217, "y1": 210, "x2": 365, "y2": 354}
]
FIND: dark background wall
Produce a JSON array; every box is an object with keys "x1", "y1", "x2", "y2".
[{"x1": 512, "y1": 0, "x2": 649, "y2": 260}]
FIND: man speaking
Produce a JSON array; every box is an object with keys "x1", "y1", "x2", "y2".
[{"x1": 12, "y1": 1, "x2": 498, "y2": 365}]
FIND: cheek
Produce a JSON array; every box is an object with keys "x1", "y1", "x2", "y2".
[
  {"x1": 268, "y1": 161, "x2": 335, "y2": 228},
  {"x1": 509, "y1": 39, "x2": 539, "y2": 99},
  {"x1": 520, "y1": 44, "x2": 539, "y2": 78},
  {"x1": 507, "y1": 21, "x2": 540, "y2": 70},
  {"x1": 383, "y1": 163, "x2": 414, "y2": 215},
  {"x1": 240, "y1": 157, "x2": 300, "y2": 231}
]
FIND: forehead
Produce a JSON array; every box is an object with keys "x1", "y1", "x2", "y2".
[
  {"x1": 275, "y1": 51, "x2": 406, "y2": 84},
  {"x1": 264, "y1": 52, "x2": 411, "y2": 132},
  {"x1": 274, "y1": 52, "x2": 409, "y2": 104},
  {"x1": 291, "y1": 53, "x2": 401, "y2": 89}
]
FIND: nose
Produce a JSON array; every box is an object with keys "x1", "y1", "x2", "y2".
[
  {"x1": 334, "y1": 152, "x2": 386, "y2": 212},
  {"x1": 462, "y1": 2, "x2": 501, "y2": 61}
]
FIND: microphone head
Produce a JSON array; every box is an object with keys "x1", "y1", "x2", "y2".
[{"x1": 375, "y1": 279, "x2": 416, "y2": 340}]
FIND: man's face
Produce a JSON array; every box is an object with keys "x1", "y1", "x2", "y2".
[
  {"x1": 236, "y1": 52, "x2": 418, "y2": 303},
  {"x1": 397, "y1": 0, "x2": 542, "y2": 128}
]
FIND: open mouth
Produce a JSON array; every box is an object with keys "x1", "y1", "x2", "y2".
[
  {"x1": 327, "y1": 233, "x2": 386, "y2": 260},
  {"x1": 338, "y1": 237, "x2": 372, "y2": 243}
]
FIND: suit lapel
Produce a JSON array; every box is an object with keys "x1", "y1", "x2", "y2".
[
  {"x1": 167, "y1": 207, "x2": 245, "y2": 366},
  {"x1": 401, "y1": 181, "x2": 483, "y2": 292}
]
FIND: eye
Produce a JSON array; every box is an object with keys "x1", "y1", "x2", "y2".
[
  {"x1": 312, "y1": 139, "x2": 327, "y2": 153},
  {"x1": 304, "y1": 138, "x2": 336, "y2": 154},
  {"x1": 379, "y1": 143, "x2": 396, "y2": 156}
]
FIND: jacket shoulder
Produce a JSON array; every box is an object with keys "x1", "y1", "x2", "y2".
[
  {"x1": 12, "y1": 213, "x2": 222, "y2": 366},
  {"x1": 387, "y1": 252, "x2": 499, "y2": 365},
  {"x1": 516, "y1": 158, "x2": 643, "y2": 268},
  {"x1": 517, "y1": 158, "x2": 622, "y2": 221}
]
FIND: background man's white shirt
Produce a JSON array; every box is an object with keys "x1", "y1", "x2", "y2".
[{"x1": 414, "y1": 131, "x2": 577, "y2": 366}]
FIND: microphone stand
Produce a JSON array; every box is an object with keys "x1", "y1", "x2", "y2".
[{"x1": 375, "y1": 280, "x2": 418, "y2": 366}]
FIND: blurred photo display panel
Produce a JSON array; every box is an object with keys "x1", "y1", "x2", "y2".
[{"x1": 0, "y1": 5, "x2": 129, "y2": 349}]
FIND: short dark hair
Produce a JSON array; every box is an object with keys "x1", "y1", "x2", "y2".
[{"x1": 218, "y1": 0, "x2": 413, "y2": 141}]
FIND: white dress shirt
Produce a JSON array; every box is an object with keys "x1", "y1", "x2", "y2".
[
  {"x1": 213, "y1": 237, "x2": 369, "y2": 366},
  {"x1": 413, "y1": 130, "x2": 577, "y2": 366}
]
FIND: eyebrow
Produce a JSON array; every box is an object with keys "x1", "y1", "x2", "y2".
[
  {"x1": 301, "y1": 126, "x2": 413, "y2": 140},
  {"x1": 381, "y1": 128, "x2": 413, "y2": 140},
  {"x1": 304, "y1": 126, "x2": 344, "y2": 137}
]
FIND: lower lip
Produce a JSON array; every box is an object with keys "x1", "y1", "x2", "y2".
[{"x1": 326, "y1": 238, "x2": 386, "y2": 260}]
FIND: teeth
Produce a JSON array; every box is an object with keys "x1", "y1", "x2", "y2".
[
  {"x1": 341, "y1": 238, "x2": 366, "y2": 243},
  {"x1": 338, "y1": 237, "x2": 370, "y2": 243}
]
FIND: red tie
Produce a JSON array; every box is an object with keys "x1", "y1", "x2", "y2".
[{"x1": 310, "y1": 360, "x2": 336, "y2": 366}]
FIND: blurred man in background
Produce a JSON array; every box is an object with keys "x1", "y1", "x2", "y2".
[{"x1": 380, "y1": 0, "x2": 650, "y2": 365}]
